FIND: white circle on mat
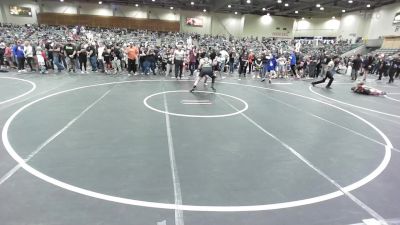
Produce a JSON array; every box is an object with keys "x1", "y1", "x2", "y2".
[
  {"x1": 0, "y1": 77, "x2": 36, "y2": 105},
  {"x1": 143, "y1": 90, "x2": 248, "y2": 118},
  {"x1": 1, "y1": 80, "x2": 393, "y2": 212}
]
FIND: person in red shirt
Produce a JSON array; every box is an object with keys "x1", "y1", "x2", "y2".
[{"x1": 248, "y1": 50, "x2": 255, "y2": 74}]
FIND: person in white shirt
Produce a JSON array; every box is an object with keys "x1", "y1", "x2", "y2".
[
  {"x1": 35, "y1": 47, "x2": 47, "y2": 74},
  {"x1": 24, "y1": 41, "x2": 35, "y2": 72},
  {"x1": 174, "y1": 45, "x2": 185, "y2": 79},
  {"x1": 312, "y1": 56, "x2": 338, "y2": 89},
  {"x1": 97, "y1": 43, "x2": 105, "y2": 73}
]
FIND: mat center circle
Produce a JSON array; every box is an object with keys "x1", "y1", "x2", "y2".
[{"x1": 143, "y1": 90, "x2": 249, "y2": 118}]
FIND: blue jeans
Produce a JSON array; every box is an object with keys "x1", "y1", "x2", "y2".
[
  {"x1": 229, "y1": 61, "x2": 234, "y2": 73},
  {"x1": 53, "y1": 55, "x2": 64, "y2": 72},
  {"x1": 90, "y1": 56, "x2": 97, "y2": 71},
  {"x1": 143, "y1": 60, "x2": 151, "y2": 74}
]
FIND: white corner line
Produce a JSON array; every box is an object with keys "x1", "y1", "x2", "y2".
[
  {"x1": 0, "y1": 77, "x2": 36, "y2": 105},
  {"x1": 0, "y1": 89, "x2": 112, "y2": 186},
  {"x1": 0, "y1": 80, "x2": 393, "y2": 212}
]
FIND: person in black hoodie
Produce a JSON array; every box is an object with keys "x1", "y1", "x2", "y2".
[{"x1": 351, "y1": 54, "x2": 362, "y2": 80}]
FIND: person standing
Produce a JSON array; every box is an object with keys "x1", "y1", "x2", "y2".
[
  {"x1": 289, "y1": 51, "x2": 297, "y2": 77},
  {"x1": 312, "y1": 56, "x2": 338, "y2": 89},
  {"x1": 87, "y1": 42, "x2": 97, "y2": 72},
  {"x1": 388, "y1": 56, "x2": 399, "y2": 84},
  {"x1": 126, "y1": 43, "x2": 139, "y2": 76},
  {"x1": 52, "y1": 42, "x2": 65, "y2": 73},
  {"x1": 78, "y1": 44, "x2": 88, "y2": 74},
  {"x1": 15, "y1": 40, "x2": 25, "y2": 72},
  {"x1": 188, "y1": 46, "x2": 197, "y2": 76},
  {"x1": 174, "y1": 45, "x2": 185, "y2": 79},
  {"x1": 64, "y1": 38, "x2": 77, "y2": 73},
  {"x1": 248, "y1": 50, "x2": 255, "y2": 74},
  {"x1": 351, "y1": 54, "x2": 362, "y2": 81}
]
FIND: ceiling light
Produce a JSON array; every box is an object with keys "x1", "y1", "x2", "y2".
[
  {"x1": 277, "y1": 0, "x2": 282, "y2": 3},
  {"x1": 262, "y1": 8, "x2": 266, "y2": 11},
  {"x1": 316, "y1": 4, "x2": 321, "y2": 7},
  {"x1": 170, "y1": 6, "x2": 173, "y2": 9},
  {"x1": 235, "y1": 11, "x2": 238, "y2": 14},
  {"x1": 228, "y1": 4, "x2": 231, "y2": 8},
  {"x1": 246, "y1": 0, "x2": 251, "y2": 3},
  {"x1": 98, "y1": 1, "x2": 102, "y2": 4},
  {"x1": 267, "y1": 13, "x2": 270, "y2": 16},
  {"x1": 295, "y1": 10, "x2": 298, "y2": 14},
  {"x1": 152, "y1": 0, "x2": 155, "y2": 2},
  {"x1": 342, "y1": 9, "x2": 346, "y2": 13},
  {"x1": 302, "y1": 17, "x2": 305, "y2": 20},
  {"x1": 284, "y1": 3, "x2": 289, "y2": 7},
  {"x1": 191, "y1": 2, "x2": 194, "y2": 5},
  {"x1": 348, "y1": 0, "x2": 353, "y2": 3},
  {"x1": 367, "y1": 4, "x2": 371, "y2": 8},
  {"x1": 332, "y1": 16, "x2": 335, "y2": 19},
  {"x1": 320, "y1": 7, "x2": 324, "y2": 10},
  {"x1": 203, "y1": 9, "x2": 207, "y2": 12},
  {"x1": 60, "y1": 0, "x2": 64, "y2": 2}
]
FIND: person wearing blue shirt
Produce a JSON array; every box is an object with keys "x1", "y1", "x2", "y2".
[
  {"x1": 14, "y1": 41, "x2": 25, "y2": 72},
  {"x1": 289, "y1": 51, "x2": 297, "y2": 77},
  {"x1": 261, "y1": 53, "x2": 275, "y2": 84}
]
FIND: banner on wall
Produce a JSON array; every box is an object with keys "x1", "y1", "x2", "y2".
[
  {"x1": 9, "y1": 5, "x2": 32, "y2": 17},
  {"x1": 186, "y1": 17, "x2": 203, "y2": 27}
]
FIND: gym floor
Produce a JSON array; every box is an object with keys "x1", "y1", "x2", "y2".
[{"x1": 0, "y1": 71, "x2": 399, "y2": 225}]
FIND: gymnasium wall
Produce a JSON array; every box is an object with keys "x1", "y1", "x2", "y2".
[
  {"x1": 366, "y1": 2, "x2": 400, "y2": 39},
  {"x1": 293, "y1": 18, "x2": 341, "y2": 38}
]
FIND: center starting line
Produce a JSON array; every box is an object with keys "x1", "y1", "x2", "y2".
[{"x1": 180, "y1": 100, "x2": 213, "y2": 105}]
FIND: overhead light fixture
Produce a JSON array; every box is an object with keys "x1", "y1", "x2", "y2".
[
  {"x1": 295, "y1": 10, "x2": 298, "y2": 14},
  {"x1": 277, "y1": 0, "x2": 282, "y2": 3},
  {"x1": 203, "y1": 9, "x2": 207, "y2": 12},
  {"x1": 320, "y1": 7, "x2": 324, "y2": 10},
  {"x1": 316, "y1": 4, "x2": 321, "y2": 7},
  {"x1": 367, "y1": 4, "x2": 371, "y2": 8},
  {"x1": 170, "y1": 6, "x2": 174, "y2": 9},
  {"x1": 98, "y1": 1, "x2": 102, "y2": 4},
  {"x1": 267, "y1": 12, "x2": 270, "y2": 16},
  {"x1": 60, "y1": 0, "x2": 64, "y2": 2},
  {"x1": 302, "y1": 17, "x2": 305, "y2": 20},
  {"x1": 246, "y1": 0, "x2": 251, "y2": 3},
  {"x1": 262, "y1": 8, "x2": 266, "y2": 11},
  {"x1": 348, "y1": 0, "x2": 353, "y2": 3},
  {"x1": 228, "y1": 4, "x2": 231, "y2": 8},
  {"x1": 191, "y1": 2, "x2": 194, "y2": 5},
  {"x1": 235, "y1": 11, "x2": 238, "y2": 14},
  {"x1": 342, "y1": 9, "x2": 346, "y2": 13},
  {"x1": 285, "y1": 3, "x2": 289, "y2": 7},
  {"x1": 332, "y1": 16, "x2": 335, "y2": 19},
  {"x1": 152, "y1": 0, "x2": 155, "y2": 2}
]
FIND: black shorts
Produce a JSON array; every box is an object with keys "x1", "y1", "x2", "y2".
[{"x1": 199, "y1": 67, "x2": 214, "y2": 77}]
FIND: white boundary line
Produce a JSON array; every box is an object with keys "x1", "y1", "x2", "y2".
[
  {"x1": 309, "y1": 86, "x2": 400, "y2": 119},
  {"x1": 217, "y1": 96, "x2": 388, "y2": 224},
  {"x1": 384, "y1": 95, "x2": 400, "y2": 103},
  {"x1": 252, "y1": 90, "x2": 400, "y2": 154},
  {"x1": 1, "y1": 80, "x2": 393, "y2": 212},
  {"x1": 144, "y1": 90, "x2": 248, "y2": 118},
  {"x1": 0, "y1": 89, "x2": 112, "y2": 186},
  {"x1": 0, "y1": 77, "x2": 36, "y2": 105},
  {"x1": 163, "y1": 92, "x2": 185, "y2": 225}
]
